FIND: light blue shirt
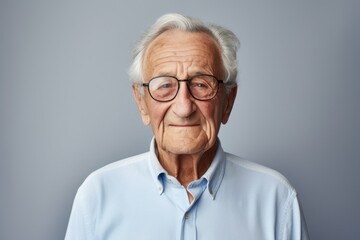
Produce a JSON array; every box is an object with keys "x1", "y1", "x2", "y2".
[{"x1": 65, "y1": 139, "x2": 309, "y2": 240}]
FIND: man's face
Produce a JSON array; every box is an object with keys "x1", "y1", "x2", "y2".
[{"x1": 133, "y1": 29, "x2": 236, "y2": 156}]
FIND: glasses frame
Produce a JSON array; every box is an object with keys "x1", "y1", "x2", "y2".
[{"x1": 142, "y1": 74, "x2": 224, "y2": 102}]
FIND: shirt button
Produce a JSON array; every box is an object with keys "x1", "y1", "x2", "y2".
[{"x1": 184, "y1": 213, "x2": 189, "y2": 220}]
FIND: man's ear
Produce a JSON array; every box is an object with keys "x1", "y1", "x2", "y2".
[
  {"x1": 132, "y1": 84, "x2": 150, "y2": 125},
  {"x1": 222, "y1": 85, "x2": 237, "y2": 124}
]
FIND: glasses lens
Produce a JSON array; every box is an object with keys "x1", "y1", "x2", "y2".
[
  {"x1": 148, "y1": 77, "x2": 178, "y2": 101},
  {"x1": 189, "y1": 75, "x2": 218, "y2": 100}
]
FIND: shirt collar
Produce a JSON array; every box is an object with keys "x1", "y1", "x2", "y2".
[{"x1": 148, "y1": 137, "x2": 226, "y2": 199}]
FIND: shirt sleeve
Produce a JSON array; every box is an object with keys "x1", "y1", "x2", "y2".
[
  {"x1": 64, "y1": 189, "x2": 93, "y2": 240},
  {"x1": 279, "y1": 195, "x2": 310, "y2": 240}
]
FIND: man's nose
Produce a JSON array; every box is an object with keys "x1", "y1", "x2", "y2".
[{"x1": 172, "y1": 82, "x2": 196, "y2": 118}]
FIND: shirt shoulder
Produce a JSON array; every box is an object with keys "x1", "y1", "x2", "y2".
[
  {"x1": 89, "y1": 152, "x2": 148, "y2": 177},
  {"x1": 224, "y1": 152, "x2": 296, "y2": 193},
  {"x1": 77, "y1": 152, "x2": 150, "y2": 195}
]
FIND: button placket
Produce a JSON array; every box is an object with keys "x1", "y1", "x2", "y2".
[{"x1": 181, "y1": 206, "x2": 197, "y2": 240}]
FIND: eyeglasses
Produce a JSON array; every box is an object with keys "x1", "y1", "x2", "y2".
[{"x1": 142, "y1": 74, "x2": 224, "y2": 102}]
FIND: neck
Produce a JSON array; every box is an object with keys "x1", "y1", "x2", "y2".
[{"x1": 156, "y1": 141, "x2": 218, "y2": 187}]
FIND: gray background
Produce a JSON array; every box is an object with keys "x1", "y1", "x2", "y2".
[{"x1": 1, "y1": 0, "x2": 359, "y2": 239}]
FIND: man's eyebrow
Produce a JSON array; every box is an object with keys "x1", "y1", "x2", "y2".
[
  {"x1": 152, "y1": 70, "x2": 211, "y2": 78},
  {"x1": 194, "y1": 71, "x2": 208, "y2": 75},
  {"x1": 158, "y1": 72, "x2": 173, "y2": 76}
]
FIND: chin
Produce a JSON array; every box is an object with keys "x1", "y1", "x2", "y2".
[{"x1": 164, "y1": 142, "x2": 209, "y2": 155}]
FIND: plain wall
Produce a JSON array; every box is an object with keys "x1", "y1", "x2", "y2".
[{"x1": 1, "y1": 0, "x2": 359, "y2": 239}]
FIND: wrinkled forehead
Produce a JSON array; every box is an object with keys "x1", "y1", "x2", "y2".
[{"x1": 142, "y1": 29, "x2": 224, "y2": 78}]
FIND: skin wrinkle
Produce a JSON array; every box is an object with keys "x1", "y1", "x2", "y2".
[
  {"x1": 148, "y1": 57, "x2": 217, "y2": 79},
  {"x1": 145, "y1": 35, "x2": 219, "y2": 79},
  {"x1": 132, "y1": 29, "x2": 237, "y2": 202}
]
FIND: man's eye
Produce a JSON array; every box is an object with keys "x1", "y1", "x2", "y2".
[
  {"x1": 191, "y1": 81, "x2": 210, "y2": 89},
  {"x1": 158, "y1": 83, "x2": 172, "y2": 89},
  {"x1": 194, "y1": 83, "x2": 208, "y2": 88}
]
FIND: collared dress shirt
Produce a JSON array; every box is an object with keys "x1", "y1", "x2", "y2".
[{"x1": 65, "y1": 138, "x2": 309, "y2": 240}]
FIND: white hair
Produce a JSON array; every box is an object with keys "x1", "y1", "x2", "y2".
[{"x1": 129, "y1": 13, "x2": 240, "y2": 92}]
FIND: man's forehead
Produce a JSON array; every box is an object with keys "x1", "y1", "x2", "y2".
[
  {"x1": 150, "y1": 64, "x2": 215, "y2": 76},
  {"x1": 143, "y1": 29, "x2": 223, "y2": 78}
]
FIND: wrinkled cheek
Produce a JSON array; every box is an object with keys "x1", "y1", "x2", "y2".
[
  {"x1": 152, "y1": 123, "x2": 165, "y2": 141},
  {"x1": 197, "y1": 130, "x2": 211, "y2": 148},
  {"x1": 203, "y1": 119, "x2": 218, "y2": 140}
]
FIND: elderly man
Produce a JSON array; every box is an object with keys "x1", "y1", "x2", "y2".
[{"x1": 65, "y1": 13, "x2": 309, "y2": 240}]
